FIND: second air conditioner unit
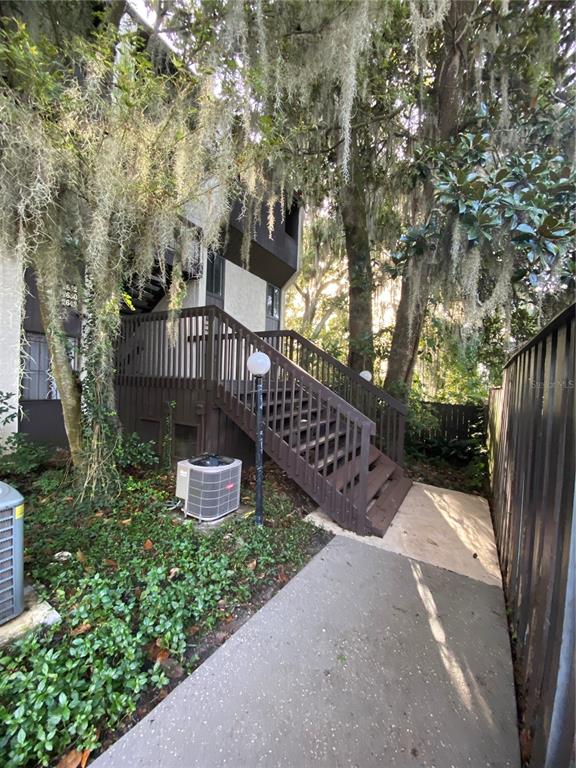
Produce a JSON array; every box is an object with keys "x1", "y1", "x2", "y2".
[
  {"x1": 0, "y1": 481, "x2": 25, "y2": 627},
  {"x1": 175, "y1": 454, "x2": 242, "y2": 522}
]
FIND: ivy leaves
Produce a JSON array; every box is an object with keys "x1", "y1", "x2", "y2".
[{"x1": 0, "y1": 472, "x2": 316, "y2": 767}]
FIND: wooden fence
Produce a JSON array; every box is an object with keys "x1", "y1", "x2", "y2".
[
  {"x1": 488, "y1": 303, "x2": 575, "y2": 767},
  {"x1": 418, "y1": 401, "x2": 485, "y2": 443}
]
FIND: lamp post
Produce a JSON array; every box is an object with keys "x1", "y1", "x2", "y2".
[
  {"x1": 247, "y1": 351, "x2": 271, "y2": 525},
  {"x1": 359, "y1": 370, "x2": 372, "y2": 382}
]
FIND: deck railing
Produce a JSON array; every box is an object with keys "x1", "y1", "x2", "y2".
[
  {"x1": 258, "y1": 329, "x2": 407, "y2": 463},
  {"x1": 488, "y1": 303, "x2": 575, "y2": 767},
  {"x1": 117, "y1": 306, "x2": 375, "y2": 534}
]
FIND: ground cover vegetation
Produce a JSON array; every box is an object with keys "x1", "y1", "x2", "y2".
[{"x1": 0, "y1": 448, "x2": 322, "y2": 767}]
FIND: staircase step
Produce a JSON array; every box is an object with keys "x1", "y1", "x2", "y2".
[
  {"x1": 298, "y1": 428, "x2": 347, "y2": 455},
  {"x1": 330, "y1": 456, "x2": 361, "y2": 491},
  {"x1": 316, "y1": 443, "x2": 354, "y2": 472},
  {"x1": 330, "y1": 446, "x2": 385, "y2": 491},
  {"x1": 368, "y1": 445, "x2": 381, "y2": 465},
  {"x1": 238, "y1": 390, "x2": 312, "y2": 406},
  {"x1": 366, "y1": 456, "x2": 397, "y2": 502},
  {"x1": 268, "y1": 410, "x2": 321, "y2": 432},
  {"x1": 367, "y1": 473, "x2": 412, "y2": 537}
]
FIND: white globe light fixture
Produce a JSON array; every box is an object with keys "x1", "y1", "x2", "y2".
[
  {"x1": 247, "y1": 351, "x2": 271, "y2": 377},
  {"x1": 359, "y1": 370, "x2": 372, "y2": 382},
  {"x1": 247, "y1": 350, "x2": 271, "y2": 525}
]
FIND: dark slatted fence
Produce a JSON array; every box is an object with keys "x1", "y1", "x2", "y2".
[
  {"x1": 488, "y1": 303, "x2": 575, "y2": 768},
  {"x1": 420, "y1": 401, "x2": 485, "y2": 442}
]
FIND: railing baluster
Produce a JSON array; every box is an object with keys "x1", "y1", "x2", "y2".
[
  {"x1": 117, "y1": 309, "x2": 379, "y2": 535},
  {"x1": 279, "y1": 364, "x2": 288, "y2": 463},
  {"x1": 303, "y1": 381, "x2": 313, "y2": 494},
  {"x1": 256, "y1": 329, "x2": 408, "y2": 464}
]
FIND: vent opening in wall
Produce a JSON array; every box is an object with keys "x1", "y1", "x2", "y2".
[
  {"x1": 138, "y1": 418, "x2": 160, "y2": 447},
  {"x1": 174, "y1": 424, "x2": 198, "y2": 461},
  {"x1": 175, "y1": 454, "x2": 242, "y2": 522}
]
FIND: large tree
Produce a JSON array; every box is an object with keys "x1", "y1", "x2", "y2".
[
  {"x1": 383, "y1": 0, "x2": 575, "y2": 393},
  {"x1": 2, "y1": 0, "x2": 573, "y2": 494},
  {"x1": 0, "y1": 0, "x2": 271, "y2": 495}
]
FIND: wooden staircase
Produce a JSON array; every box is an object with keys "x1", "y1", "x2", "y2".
[
  {"x1": 256, "y1": 329, "x2": 412, "y2": 535},
  {"x1": 117, "y1": 307, "x2": 412, "y2": 537}
]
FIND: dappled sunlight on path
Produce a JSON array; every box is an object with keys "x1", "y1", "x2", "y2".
[{"x1": 382, "y1": 482, "x2": 502, "y2": 586}]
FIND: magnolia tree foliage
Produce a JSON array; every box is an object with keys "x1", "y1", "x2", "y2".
[{"x1": 397, "y1": 135, "x2": 575, "y2": 334}]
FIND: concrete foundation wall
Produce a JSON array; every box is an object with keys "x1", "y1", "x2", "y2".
[{"x1": 0, "y1": 253, "x2": 23, "y2": 439}]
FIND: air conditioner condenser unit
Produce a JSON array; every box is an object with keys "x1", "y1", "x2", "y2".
[
  {"x1": 0, "y1": 481, "x2": 24, "y2": 627},
  {"x1": 175, "y1": 454, "x2": 242, "y2": 522}
]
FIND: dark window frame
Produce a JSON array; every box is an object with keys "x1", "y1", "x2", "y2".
[
  {"x1": 206, "y1": 251, "x2": 225, "y2": 307},
  {"x1": 22, "y1": 332, "x2": 78, "y2": 401},
  {"x1": 266, "y1": 283, "x2": 281, "y2": 320}
]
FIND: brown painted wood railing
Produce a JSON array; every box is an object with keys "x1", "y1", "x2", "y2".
[
  {"x1": 258, "y1": 330, "x2": 407, "y2": 463},
  {"x1": 117, "y1": 306, "x2": 375, "y2": 534}
]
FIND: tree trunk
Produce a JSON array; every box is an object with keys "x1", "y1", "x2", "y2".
[
  {"x1": 340, "y1": 150, "x2": 374, "y2": 373},
  {"x1": 384, "y1": 0, "x2": 473, "y2": 394},
  {"x1": 33, "y1": 240, "x2": 84, "y2": 468},
  {"x1": 384, "y1": 261, "x2": 430, "y2": 397}
]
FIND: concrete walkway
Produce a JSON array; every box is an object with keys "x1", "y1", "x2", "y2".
[{"x1": 93, "y1": 483, "x2": 520, "y2": 768}]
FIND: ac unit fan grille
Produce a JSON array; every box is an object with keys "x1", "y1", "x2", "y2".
[
  {"x1": 175, "y1": 456, "x2": 242, "y2": 522},
  {"x1": 0, "y1": 507, "x2": 15, "y2": 625}
]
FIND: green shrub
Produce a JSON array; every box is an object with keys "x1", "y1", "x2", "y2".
[
  {"x1": 31, "y1": 469, "x2": 67, "y2": 496},
  {"x1": 0, "y1": 474, "x2": 316, "y2": 766},
  {"x1": 114, "y1": 432, "x2": 158, "y2": 470},
  {"x1": 0, "y1": 391, "x2": 18, "y2": 428},
  {"x1": 0, "y1": 434, "x2": 51, "y2": 478}
]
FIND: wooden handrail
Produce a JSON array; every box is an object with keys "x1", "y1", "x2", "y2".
[
  {"x1": 119, "y1": 307, "x2": 375, "y2": 429},
  {"x1": 258, "y1": 329, "x2": 407, "y2": 463},
  {"x1": 117, "y1": 305, "x2": 375, "y2": 533},
  {"x1": 259, "y1": 330, "x2": 408, "y2": 414}
]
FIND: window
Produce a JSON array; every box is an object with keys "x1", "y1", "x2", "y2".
[
  {"x1": 266, "y1": 284, "x2": 281, "y2": 331},
  {"x1": 22, "y1": 333, "x2": 78, "y2": 401},
  {"x1": 206, "y1": 251, "x2": 224, "y2": 305},
  {"x1": 266, "y1": 284, "x2": 280, "y2": 319},
  {"x1": 285, "y1": 203, "x2": 299, "y2": 239}
]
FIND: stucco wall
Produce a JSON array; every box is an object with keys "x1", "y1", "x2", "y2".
[
  {"x1": 154, "y1": 252, "x2": 268, "y2": 333},
  {"x1": 224, "y1": 260, "x2": 267, "y2": 332},
  {"x1": 0, "y1": 253, "x2": 23, "y2": 439},
  {"x1": 153, "y1": 248, "x2": 207, "y2": 312}
]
